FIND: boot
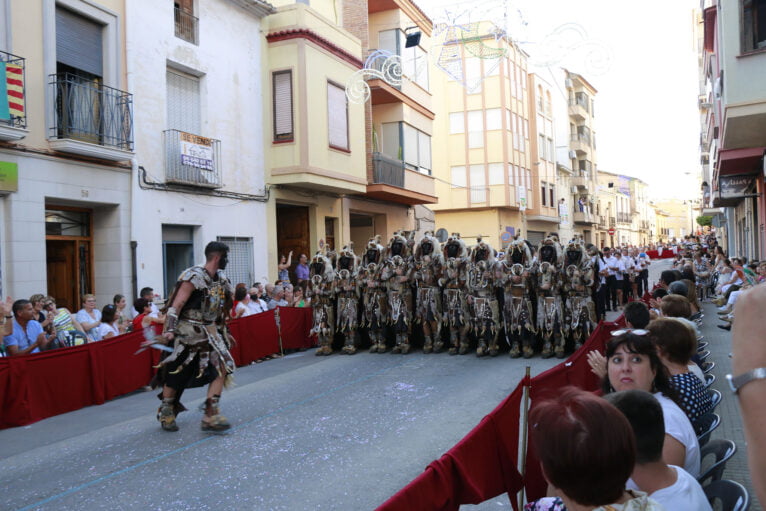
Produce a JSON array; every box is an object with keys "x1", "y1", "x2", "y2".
[
  {"x1": 157, "y1": 397, "x2": 179, "y2": 432},
  {"x1": 541, "y1": 341, "x2": 553, "y2": 359},
  {"x1": 343, "y1": 334, "x2": 356, "y2": 355},
  {"x1": 369, "y1": 333, "x2": 379, "y2": 353},
  {"x1": 200, "y1": 395, "x2": 230, "y2": 432},
  {"x1": 433, "y1": 339, "x2": 444, "y2": 353},
  {"x1": 448, "y1": 332, "x2": 458, "y2": 355},
  {"x1": 458, "y1": 338, "x2": 469, "y2": 355},
  {"x1": 509, "y1": 342, "x2": 521, "y2": 358},
  {"x1": 554, "y1": 339, "x2": 566, "y2": 359},
  {"x1": 476, "y1": 341, "x2": 487, "y2": 357},
  {"x1": 423, "y1": 335, "x2": 433, "y2": 354},
  {"x1": 488, "y1": 343, "x2": 499, "y2": 357},
  {"x1": 522, "y1": 344, "x2": 534, "y2": 359},
  {"x1": 392, "y1": 334, "x2": 402, "y2": 354},
  {"x1": 401, "y1": 337, "x2": 411, "y2": 354}
]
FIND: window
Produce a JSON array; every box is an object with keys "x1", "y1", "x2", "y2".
[
  {"x1": 541, "y1": 183, "x2": 547, "y2": 206},
  {"x1": 742, "y1": 0, "x2": 766, "y2": 52},
  {"x1": 403, "y1": 123, "x2": 418, "y2": 167},
  {"x1": 512, "y1": 113, "x2": 519, "y2": 150},
  {"x1": 449, "y1": 112, "x2": 464, "y2": 134},
  {"x1": 451, "y1": 166, "x2": 466, "y2": 187},
  {"x1": 549, "y1": 186, "x2": 555, "y2": 208},
  {"x1": 167, "y1": 69, "x2": 201, "y2": 134},
  {"x1": 174, "y1": 0, "x2": 198, "y2": 44},
  {"x1": 488, "y1": 163, "x2": 504, "y2": 185},
  {"x1": 467, "y1": 110, "x2": 483, "y2": 148},
  {"x1": 465, "y1": 58, "x2": 482, "y2": 94},
  {"x1": 548, "y1": 137, "x2": 554, "y2": 162},
  {"x1": 486, "y1": 108, "x2": 502, "y2": 130},
  {"x1": 379, "y1": 29, "x2": 398, "y2": 54},
  {"x1": 327, "y1": 82, "x2": 348, "y2": 150},
  {"x1": 273, "y1": 71, "x2": 293, "y2": 141},
  {"x1": 381, "y1": 122, "x2": 400, "y2": 160},
  {"x1": 385, "y1": 121, "x2": 431, "y2": 174},
  {"x1": 417, "y1": 130, "x2": 431, "y2": 173},
  {"x1": 217, "y1": 236, "x2": 254, "y2": 287},
  {"x1": 538, "y1": 134, "x2": 546, "y2": 160},
  {"x1": 470, "y1": 164, "x2": 486, "y2": 202}
]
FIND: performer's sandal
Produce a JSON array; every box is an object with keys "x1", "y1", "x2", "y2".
[
  {"x1": 158, "y1": 398, "x2": 179, "y2": 432},
  {"x1": 200, "y1": 395, "x2": 231, "y2": 432}
]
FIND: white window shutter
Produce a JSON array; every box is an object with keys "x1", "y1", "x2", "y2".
[
  {"x1": 273, "y1": 71, "x2": 293, "y2": 139},
  {"x1": 327, "y1": 83, "x2": 348, "y2": 150}
]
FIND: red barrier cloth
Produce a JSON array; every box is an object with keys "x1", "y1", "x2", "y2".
[
  {"x1": 94, "y1": 331, "x2": 153, "y2": 401},
  {"x1": 278, "y1": 307, "x2": 314, "y2": 350},
  {"x1": 646, "y1": 250, "x2": 676, "y2": 259},
  {"x1": 378, "y1": 381, "x2": 526, "y2": 511},
  {"x1": 227, "y1": 311, "x2": 281, "y2": 365}
]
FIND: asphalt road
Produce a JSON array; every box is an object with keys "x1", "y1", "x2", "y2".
[{"x1": 0, "y1": 258, "x2": 670, "y2": 511}]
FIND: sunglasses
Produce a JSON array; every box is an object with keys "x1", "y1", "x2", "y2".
[{"x1": 611, "y1": 328, "x2": 649, "y2": 337}]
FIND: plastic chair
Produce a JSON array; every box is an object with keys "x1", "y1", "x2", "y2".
[
  {"x1": 693, "y1": 412, "x2": 721, "y2": 448},
  {"x1": 697, "y1": 439, "x2": 737, "y2": 485},
  {"x1": 703, "y1": 479, "x2": 750, "y2": 511},
  {"x1": 702, "y1": 361, "x2": 716, "y2": 374},
  {"x1": 704, "y1": 373, "x2": 716, "y2": 389},
  {"x1": 708, "y1": 388, "x2": 722, "y2": 413},
  {"x1": 698, "y1": 341, "x2": 709, "y2": 352},
  {"x1": 698, "y1": 349, "x2": 711, "y2": 362}
]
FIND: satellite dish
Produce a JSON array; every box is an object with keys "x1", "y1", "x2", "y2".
[{"x1": 435, "y1": 228, "x2": 448, "y2": 243}]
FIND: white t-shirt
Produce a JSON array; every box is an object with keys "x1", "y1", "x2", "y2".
[
  {"x1": 614, "y1": 258, "x2": 626, "y2": 281},
  {"x1": 650, "y1": 465, "x2": 712, "y2": 511},
  {"x1": 655, "y1": 392, "x2": 701, "y2": 478},
  {"x1": 247, "y1": 299, "x2": 268, "y2": 315},
  {"x1": 605, "y1": 255, "x2": 619, "y2": 277},
  {"x1": 97, "y1": 322, "x2": 120, "y2": 339},
  {"x1": 235, "y1": 302, "x2": 252, "y2": 318}
]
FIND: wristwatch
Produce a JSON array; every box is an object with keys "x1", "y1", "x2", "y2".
[{"x1": 727, "y1": 367, "x2": 766, "y2": 394}]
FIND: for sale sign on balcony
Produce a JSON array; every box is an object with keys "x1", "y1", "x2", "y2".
[{"x1": 179, "y1": 132, "x2": 214, "y2": 171}]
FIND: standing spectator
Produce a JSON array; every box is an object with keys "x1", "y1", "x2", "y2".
[
  {"x1": 132, "y1": 298, "x2": 165, "y2": 337},
  {"x1": 3, "y1": 299, "x2": 52, "y2": 355},
  {"x1": 97, "y1": 305, "x2": 120, "y2": 339},
  {"x1": 76, "y1": 294, "x2": 103, "y2": 341},
  {"x1": 132, "y1": 287, "x2": 160, "y2": 318},
  {"x1": 613, "y1": 250, "x2": 626, "y2": 308},
  {"x1": 295, "y1": 254, "x2": 309, "y2": 286},
  {"x1": 577, "y1": 197, "x2": 585, "y2": 212},
  {"x1": 637, "y1": 247, "x2": 651, "y2": 298},
  {"x1": 603, "y1": 247, "x2": 619, "y2": 311},
  {"x1": 113, "y1": 294, "x2": 131, "y2": 333},
  {"x1": 247, "y1": 287, "x2": 268, "y2": 314},
  {"x1": 278, "y1": 251, "x2": 293, "y2": 283},
  {"x1": 48, "y1": 297, "x2": 87, "y2": 346}
]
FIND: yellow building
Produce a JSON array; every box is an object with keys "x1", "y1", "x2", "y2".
[
  {"x1": 431, "y1": 22, "x2": 533, "y2": 250},
  {"x1": 651, "y1": 199, "x2": 698, "y2": 242},
  {"x1": 263, "y1": 0, "x2": 436, "y2": 274},
  {"x1": 596, "y1": 171, "x2": 654, "y2": 247}
]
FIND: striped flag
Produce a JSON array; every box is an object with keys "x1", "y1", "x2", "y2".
[{"x1": 0, "y1": 62, "x2": 24, "y2": 121}]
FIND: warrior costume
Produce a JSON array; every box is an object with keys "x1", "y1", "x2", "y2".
[
  {"x1": 562, "y1": 241, "x2": 597, "y2": 354},
  {"x1": 499, "y1": 239, "x2": 537, "y2": 358},
  {"x1": 309, "y1": 251, "x2": 336, "y2": 356},
  {"x1": 412, "y1": 231, "x2": 444, "y2": 353},
  {"x1": 440, "y1": 234, "x2": 471, "y2": 355},
  {"x1": 536, "y1": 237, "x2": 565, "y2": 358},
  {"x1": 467, "y1": 238, "x2": 501, "y2": 357},
  {"x1": 380, "y1": 232, "x2": 414, "y2": 354},
  {"x1": 361, "y1": 236, "x2": 388, "y2": 353},
  {"x1": 154, "y1": 263, "x2": 235, "y2": 430},
  {"x1": 335, "y1": 245, "x2": 360, "y2": 354}
]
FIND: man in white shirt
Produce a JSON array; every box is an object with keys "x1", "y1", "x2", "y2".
[
  {"x1": 246, "y1": 287, "x2": 268, "y2": 315},
  {"x1": 605, "y1": 390, "x2": 711, "y2": 511},
  {"x1": 132, "y1": 287, "x2": 160, "y2": 319},
  {"x1": 603, "y1": 247, "x2": 619, "y2": 312},
  {"x1": 612, "y1": 251, "x2": 625, "y2": 309}
]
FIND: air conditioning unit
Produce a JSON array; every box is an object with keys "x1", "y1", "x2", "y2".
[
  {"x1": 568, "y1": 150, "x2": 577, "y2": 159},
  {"x1": 570, "y1": 186, "x2": 578, "y2": 194},
  {"x1": 565, "y1": 78, "x2": 573, "y2": 89}
]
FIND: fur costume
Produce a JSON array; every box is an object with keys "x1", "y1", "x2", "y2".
[
  {"x1": 439, "y1": 233, "x2": 471, "y2": 355},
  {"x1": 499, "y1": 238, "x2": 537, "y2": 358},
  {"x1": 413, "y1": 231, "x2": 444, "y2": 353}
]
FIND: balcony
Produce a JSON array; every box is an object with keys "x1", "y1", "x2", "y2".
[
  {"x1": 573, "y1": 210, "x2": 594, "y2": 225},
  {"x1": 598, "y1": 215, "x2": 607, "y2": 228},
  {"x1": 568, "y1": 98, "x2": 589, "y2": 121},
  {"x1": 0, "y1": 51, "x2": 27, "y2": 141},
  {"x1": 366, "y1": 152, "x2": 436, "y2": 205},
  {"x1": 174, "y1": 7, "x2": 199, "y2": 45},
  {"x1": 570, "y1": 132, "x2": 591, "y2": 155},
  {"x1": 617, "y1": 212, "x2": 631, "y2": 224},
  {"x1": 163, "y1": 129, "x2": 222, "y2": 188},
  {"x1": 49, "y1": 73, "x2": 133, "y2": 161},
  {"x1": 571, "y1": 174, "x2": 591, "y2": 193},
  {"x1": 364, "y1": 50, "x2": 434, "y2": 119},
  {"x1": 609, "y1": 216, "x2": 616, "y2": 228}
]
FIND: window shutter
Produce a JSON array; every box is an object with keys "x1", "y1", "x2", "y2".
[
  {"x1": 217, "y1": 237, "x2": 254, "y2": 288},
  {"x1": 273, "y1": 71, "x2": 293, "y2": 140},
  {"x1": 167, "y1": 69, "x2": 201, "y2": 134},
  {"x1": 56, "y1": 8, "x2": 103, "y2": 77},
  {"x1": 403, "y1": 123, "x2": 418, "y2": 167},
  {"x1": 327, "y1": 83, "x2": 348, "y2": 150},
  {"x1": 418, "y1": 131, "x2": 431, "y2": 173}
]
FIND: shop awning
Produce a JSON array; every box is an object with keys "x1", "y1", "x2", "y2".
[{"x1": 717, "y1": 147, "x2": 765, "y2": 175}]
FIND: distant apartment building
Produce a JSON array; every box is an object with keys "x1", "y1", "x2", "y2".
[
  {"x1": 596, "y1": 171, "x2": 653, "y2": 247},
  {"x1": 700, "y1": 0, "x2": 766, "y2": 259},
  {"x1": 431, "y1": 22, "x2": 535, "y2": 250}
]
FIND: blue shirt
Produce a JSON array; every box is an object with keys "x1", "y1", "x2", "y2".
[{"x1": 4, "y1": 319, "x2": 44, "y2": 354}]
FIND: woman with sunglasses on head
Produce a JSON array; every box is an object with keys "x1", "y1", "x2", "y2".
[{"x1": 601, "y1": 330, "x2": 700, "y2": 478}]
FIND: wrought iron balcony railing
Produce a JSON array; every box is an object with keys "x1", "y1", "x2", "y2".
[
  {"x1": 1, "y1": 50, "x2": 26, "y2": 129},
  {"x1": 50, "y1": 73, "x2": 133, "y2": 150},
  {"x1": 163, "y1": 129, "x2": 222, "y2": 188},
  {"x1": 174, "y1": 7, "x2": 199, "y2": 45},
  {"x1": 372, "y1": 152, "x2": 405, "y2": 187}
]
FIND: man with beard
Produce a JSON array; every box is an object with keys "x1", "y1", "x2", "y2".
[{"x1": 150, "y1": 241, "x2": 235, "y2": 433}]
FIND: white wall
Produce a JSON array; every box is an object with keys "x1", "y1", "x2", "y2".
[
  {"x1": 718, "y1": 1, "x2": 766, "y2": 107},
  {"x1": 126, "y1": 0, "x2": 269, "y2": 297}
]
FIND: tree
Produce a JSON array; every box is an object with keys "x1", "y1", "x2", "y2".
[{"x1": 696, "y1": 215, "x2": 713, "y2": 227}]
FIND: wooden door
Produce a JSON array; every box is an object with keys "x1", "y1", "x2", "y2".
[
  {"x1": 47, "y1": 240, "x2": 77, "y2": 310},
  {"x1": 276, "y1": 205, "x2": 310, "y2": 283}
]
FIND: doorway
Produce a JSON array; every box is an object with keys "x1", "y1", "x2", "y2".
[
  {"x1": 45, "y1": 206, "x2": 93, "y2": 311},
  {"x1": 276, "y1": 204, "x2": 310, "y2": 283},
  {"x1": 162, "y1": 225, "x2": 194, "y2": 298}
]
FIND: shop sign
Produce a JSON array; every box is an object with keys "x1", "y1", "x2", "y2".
[
  {"x1": 517, "y1": 185, "x2": 527, "y2": 211},
  {"x1": 719, "y1": 175, "x2": 756, "y2": 199},
  {"x1": 0, "y1": 161, "x2": 18, "y2": 193}
]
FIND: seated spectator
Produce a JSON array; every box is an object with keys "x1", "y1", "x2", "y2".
[
  {"x1": 646, "y1": 318, "x2": 711, "y2": 420},
  {"x1": 605, "y1": 390, "x2": 712, "y2": 510},
  {"x1": 29, "y1": 293, "x2": 54, "y2": 331},
  {"x1": 132, "y1": 287, "x2": 159, "y2": 319},
  {"x1": 659, "y1": 270, "x2": 678, "y2": 290},
  {"x1": 132, "y1": 298, "x2": 165, "y2": 337},
  {"x1": 1, "y1": 296, "x2": 13, "y2": 340},
  {"x1": 268, "y1": 285, "x2": 288, "y2": 310},
  {"x1": 3, "y1": 299, "x2": 53, "y2": 355},
  {"x1": 97, "y1": 305, "x2": 120, "y2": 339},
  {"x1": 680, "y1": 279, "x2": 701, "y2": 315},
  {"x1": 601, "y1": 331, "x2": 700, "y2": 477},
  {"x1": 48, "y1": 297, "x2": 88, "y2": 346},
  {"x1": 76, "y1": 294, "x2": 103, "y2": 341},
  {"x1": 233, "y1": 287, "x2": 253, "y2": 318},
  {"x1": 262, "y1": 283, "x2": 275, "y2": 306},
  {"x1": 524, "y1": 387, "x2": 661, "y2": 511},
  {"x1": 113, "y1": 294, "x2": 131, "y2": 333},
  {"x1": 624, "y1": 301, "x2": 650, "y2": 329},
  {"x1": 292, "y1": 286, "x2": 307, "y2": 307},
  {"x1": 246, "y1": 287, "x2": 268, "y2": 315}
]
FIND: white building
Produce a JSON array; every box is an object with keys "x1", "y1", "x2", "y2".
[{"x1": 126, "y1": 0, "x2": 273, "y2": 299}]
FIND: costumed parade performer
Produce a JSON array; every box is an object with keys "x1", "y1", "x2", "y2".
[
  {"x1": 499, "y1": 238, "x2": 537, "y2": 358},
  {"x1": 536, "y1": 236, "x2": 565, "y2": 358},
  {"x1": 151, "y1": 241, "x2": 236, "y2": 433},
  {"x1": 440, "y1": 233, "x2": 471, "y2": 355},
  {"x1": 412, "y1": 231, "x2": 444, "y2": 353},
  {"x1": 361, "y1": 236, "x2": 388, "y2": 353},
  {"x1": 467, "y1": 237, "x2": 501, "y2": 357},
  {"x1": 309, "y1": 249, "x2": 336, "y2": 356},
  {"x1": 380, "y1": 231, "x2": 414, "y2": 354},
  {"x1": 562, "y1": 240, "x2": 597, "y2": 354},
  {"x1": 335, "y1": 244, "x2": 360, "y2": 354}
]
